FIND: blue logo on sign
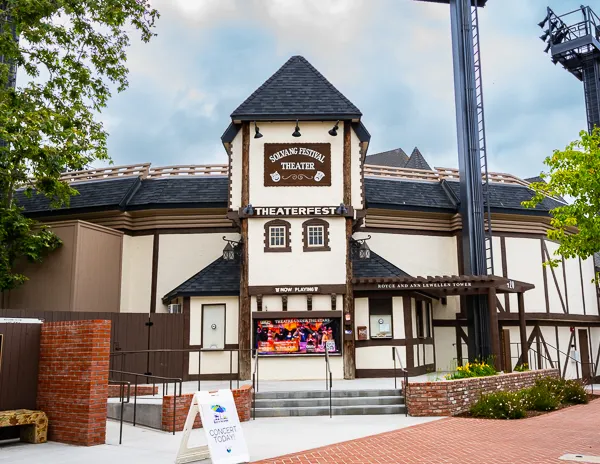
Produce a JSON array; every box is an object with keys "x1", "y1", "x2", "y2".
[{"x1": 227, "y1": 447, "x2": 232, "y2": 453}]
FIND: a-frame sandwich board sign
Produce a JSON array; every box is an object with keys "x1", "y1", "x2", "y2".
[{"x1": 175, "y1": 390, "x2": 250, "y2": 464}]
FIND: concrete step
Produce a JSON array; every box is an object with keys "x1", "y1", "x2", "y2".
[
  {"x1": 107, "y1": 402, "x2": 162, "y2": 430},
  {"x1": 255, "y1": 389, "x2": 402, "y2": 400},
  {"x1": 253, "y1": 404, "x2": 406, "y2": 417},
  {"x1": 253, "y1": 395, "x2": 404, "y2": 408}
]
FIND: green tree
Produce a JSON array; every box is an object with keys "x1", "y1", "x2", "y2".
[
  {"x1": 0, "y1": 0, "x2": 158, "y2": 295},
  {"x1": 523, "y1": 127, "x2": 600, "y2": 269}
]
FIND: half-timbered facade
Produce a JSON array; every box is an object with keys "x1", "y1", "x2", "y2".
[{"x1": 8, "y1": 56, "x2": 600, "y2": 382}]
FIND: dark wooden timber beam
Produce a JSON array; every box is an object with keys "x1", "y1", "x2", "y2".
[{"x1": 518, "y1": 292, "x2": 527, "y2": 366}]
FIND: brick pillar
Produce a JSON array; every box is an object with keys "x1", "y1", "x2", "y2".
[{"x1": 37, "y1": 320, "x2": 111, "y2": 446}]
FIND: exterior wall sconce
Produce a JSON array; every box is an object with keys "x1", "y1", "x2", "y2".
[
  {"x1": 222, "y1": 236, "x2": 242, "y2": 260},
  {"x1": 254, "y1": 121, "x2": 263, "y2": 139},
  {"x1": 242, "y1": 204, "x2": 254, "y2": 216},
  {"x1": 292, "y1": 119, "x2": 301, "y2": 137},
  {"x1": 328, "y1": 121, "x2": 339, "y2": 136},
  {"x1": 351, "y1": 235, "x2": 372, "y2": 260}
]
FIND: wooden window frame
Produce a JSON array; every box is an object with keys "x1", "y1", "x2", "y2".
[
  {"x1": 302, "y1": 218, "x2": 331, "y2": 252},
  {"x1": 368, "y1": 297, "x2": 393, "y2": 339},
  {"x1": 264, "y1": 219, "x2": 291, "y2": 252}
]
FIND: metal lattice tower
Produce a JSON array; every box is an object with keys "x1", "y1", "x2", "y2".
[
  {"x1": 414, "y1": 0, "x2": 494, "y2": 360},
  {"x1": 539, "y1": 6, "x2": 600, "y2": 132}
]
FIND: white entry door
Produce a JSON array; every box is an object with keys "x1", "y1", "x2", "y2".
[{"x1": 202, "y1": 304, "x2": 225, "y2": 350}]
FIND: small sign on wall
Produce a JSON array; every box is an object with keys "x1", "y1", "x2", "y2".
[
  {"x1": 357, "y1": 326, "x2": 368, "y2": 341},
  {"x1": 264, "y1": 143, "x2": 331, "y2": 187}
]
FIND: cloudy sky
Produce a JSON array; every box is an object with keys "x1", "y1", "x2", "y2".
[{"x1": 100, "y1": 0, "x2": 588, "y2": 179}]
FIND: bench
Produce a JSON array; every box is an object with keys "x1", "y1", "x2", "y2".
[{"x1": 0, "y1": 409, "x2": 48, "y2": 444}]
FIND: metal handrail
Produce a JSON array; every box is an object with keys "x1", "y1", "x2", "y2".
[
  {"x1": 324, "y1": 344, "x2": 333, "y2": 419},
  {"x1": 392, "y1": 347, "x2": 408, "y2": 417},
  {"x1": 252, "y1": 350, "x2": 260, "y2": 420},
  {"x1": 109, "y1": 370, "x2": 182, "y2": 435},
  {"x1": 108, "y1": 380, "x2": 130, "y2": 445}
]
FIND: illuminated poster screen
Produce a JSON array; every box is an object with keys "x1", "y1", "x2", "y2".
[{"x1": 254, "y1": 318, "x2": 340, "y2": 355}]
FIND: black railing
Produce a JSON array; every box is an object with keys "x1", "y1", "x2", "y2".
[
  {"x1": 392, "y1": 347, "x2": 408, "y2": 417},
  {"x1": 108, "y1": 370, "x2": 182, "y2": 436},
  {"x1": 252, "y1": 350, "x2": 260, "y2": 420},
  {"x1": 108, "y1": 380, "x2": 130, "y2": 445},
  {"x1": 324, "y1": 344, "x2": 333, "y2": 419}
]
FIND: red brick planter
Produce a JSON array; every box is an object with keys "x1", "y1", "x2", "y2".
[
  {"x1": 108, "y1": 384, "x2": 158, "y2": 398},
  {"x1": 404, "y1": 369, "x2": 559, "y2": 416},
  {"x1": 161, "y1": 385, "x2": 252, "y2": 432}
]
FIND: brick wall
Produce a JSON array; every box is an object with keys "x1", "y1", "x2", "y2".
[
  {"x1": 404, "y1": 369, "x2": 559, "y2": 417},
  {"x1": 161, "y1": 385, "x2": 253, "y2": 432},
  {"x1": 37, "y1": 320, "x2": 111, "y2": 446},
  {"x1": 108, "y1": 384, "x2": 158, "y2": 398}
]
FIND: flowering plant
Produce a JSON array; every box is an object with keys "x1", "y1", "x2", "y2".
[{"x1": 445, "y1": 361, "x2": 497, "y2": 380}]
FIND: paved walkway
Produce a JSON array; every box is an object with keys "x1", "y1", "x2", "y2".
[{"x1": 255, "y1": 399, "x2": 600, "y2": 464}]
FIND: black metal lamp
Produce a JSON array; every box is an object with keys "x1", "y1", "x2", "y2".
[
  {"x1": 540, "y1": 30, "x2": 550, "y2": 42},
  {"x1": 538, "y1": 12, "x2": 551, "y2": 29},
  {"x1": 254, "y1": 122, "x2": 263, "y2": 139},
  {"x1": 328, "y1": 121, "x2": 340, "y2": 136},
  {"x1": 292, "y1": 120, "x2": 301, "y2": 137},
  {"x1": 359, "y1": 240, "x2": 371, "y2": 260},
  {"x1": 222, "y1": 236, "x2": 242, "y2": 261}
]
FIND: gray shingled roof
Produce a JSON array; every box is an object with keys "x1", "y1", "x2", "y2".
[
  {"x1": 127, "y1": 177, "x2": 228, "y2": 209},
  {"x1": 365, "y1": 177, "x2": 457, "y2": 211},
  {"x1": 364, "y1": 148, "x2": 409, "y2": 167},
  {"x1": 594, "y1": 253, "x2": 600, "y2": 270},
  {"x1": 352, "y1": 247, "x2": 412, "y2": 279},
  {"x1": 16, "y1": 177, "x2": 139, "y2": 214},
  {"x1": 404, "y1": 148, "x2": 432, "y2": 170},
  {"x1": 525, "y1": 176, "x2": 544, "y2": 184},
  {"x1": 163, "y1": 255, "x2": 240, "y2": 302},
  {"x1": 231, "y1": 56, "x2": 362, "y2": 121},
  {"x1": 444, "y1": 180, "x2": 565, "y2": 213}
]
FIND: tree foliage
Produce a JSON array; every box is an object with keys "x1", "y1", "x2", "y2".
[
  {"x1": 0, "y1": 0, "x2": 158, "y2": 293},
  {"x1": 523, "y1": 128, "x2": 600, "y2": 268}
]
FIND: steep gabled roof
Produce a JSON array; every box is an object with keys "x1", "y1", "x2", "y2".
[
  {"x1": 162, "y1": 256, "x2": 240, "y2": 302},
  {"x1": 352, "y1": 247, "x2": 412, "y2": 279},
  {"x1": 404, "y1": 147, "x2": 431, "y2": 170},
  {"x1": 231, "y1": 56, "x2": 362, "y2": 121},
  {"x1": 364, "y1": 148, "x2": 409, "y2": 167}
]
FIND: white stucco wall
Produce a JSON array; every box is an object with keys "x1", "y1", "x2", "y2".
[
  {"x1": 248, "y1": 217, "x2": 346, "y2": 286},
  {"x1": 156, "y1": 232, "x2": 240, "y2": 312},
  {"x1": 229, "y1": 129, "x2": 242, "y2": 211},
  {"x1": 120, "y1": 234, "x2": 153, "y2": 313},
  {"x1": 350, "y1": 128, "x2": 363, "y2": 209},
  {"x1": 434, "y1": 327, "x2": 456, "y2": 372},
  {"x1": 356, "y1": 346, "x2": 398, "y2": 370},
  {"x1": 251, "y1": 356, "x2": 344, "y2": 380}
]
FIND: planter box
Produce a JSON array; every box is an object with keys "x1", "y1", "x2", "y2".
[{"x1": 403, "y1": 369, "x2": 559, "y2": 417}]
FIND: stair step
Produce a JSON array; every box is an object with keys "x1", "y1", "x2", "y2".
[
  {"x1": 255, "y1": 389, "x2": 401, "y2": 400},
  {"x1": 253, "y1": 396, "x2": 404, "y2": 408},
  {"x1": 253, "y1": 404, "x2": 406, "y2": 417}
]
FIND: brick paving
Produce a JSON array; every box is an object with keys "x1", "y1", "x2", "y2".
[{"x1": 255, "y1": 399, "x2": 600, "y2": 464}]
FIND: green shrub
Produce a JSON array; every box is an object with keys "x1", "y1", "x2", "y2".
[
  {"x1": 445, "y1": 361, "x2": 497, "y2": 380},
  {"x1": 514, "y1": 363, "x2": 529, "y2": 372},
  {"x1": 470, "y1": 391, "x2": 526, "y2": 419},
  {"x1": 534, "y1": 376, "x2": 566, "y2": 397},
  {"x1": 561, "y1": 380, "x2": 588, "y2": 405},
  {"x1": 522, "y1": 384, "x2": 560, "y2": 411}
]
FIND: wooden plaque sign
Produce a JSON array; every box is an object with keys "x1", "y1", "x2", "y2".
[{"x1": 264, "y1": 143, "x2": 331, "y2": 187}]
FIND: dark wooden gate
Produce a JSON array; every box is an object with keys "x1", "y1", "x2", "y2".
[
  {"x1": 0, "y1": 321, "x2": 41, "y2": 410},
  {"x1": 578, "y1": 329, "x2": 591, "y2": 381}
]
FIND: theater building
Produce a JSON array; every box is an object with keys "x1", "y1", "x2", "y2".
[{"x1": 10, "y1": 56, "x2": 600, "y2": 382}]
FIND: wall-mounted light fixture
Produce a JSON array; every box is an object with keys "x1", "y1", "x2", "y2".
[
  {"x1": 222, "y1": 236, "x2": 242, "y2": 260},
  {"x1": 292, "y1": 120, "x2": 301, "y2": 138},
  {"x1": 351, "y1": 235, "x2": 372, "y2": 260},
  {"x1": 254, "y1": 121, "x2": 263, "y2": 139},
  {"x1": 328, "y1": 121, "x2": 340, "y2": 136}
]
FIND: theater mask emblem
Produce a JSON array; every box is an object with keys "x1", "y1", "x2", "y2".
[
  {"x1": 270, "y1": 171, "x2": 281, "y2": 182},
  {"x1": 314, "y1": 171, "x2": 325, "y2": 182}
]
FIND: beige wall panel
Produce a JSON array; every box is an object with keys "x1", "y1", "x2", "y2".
[
  {"x1": 425, "y1": 344, "x2": 434, "y2": 366},
  {"x1": 248, "y1": 122, "x2": 344, "y2": 207},
  {"x1": 353, "y1": 232, "x2": 459, "y2": 278},
  {"x1": 73, "y1": 223, "x2": 123, "y2": 312},
  {"x1": 248, "y1": 218, "x2": 346, "y2": 286},
  {"x1": 557, "y1": 326, "x2": 578, "y2": 379},
  {"x1": 492, "y1": 236, "x2": 502, "y2": 276},
  {"x1": 434, "y1": 327, "x2": 456, "y2": 372},
  {"x1": 505, "y1": 237, "x2": 545, "y2": 312},
  {"x1": 261, "y1": 295, "x2": 283, "y2": 312},
  {"x1": 545, "y1": 241, "x2": 567, "y2": 314},
  {"x1": 313, "y1": 295, "x2": 332, "y2": 311},
  {"x1": 564, "y1": 256, "x2": 584, "y2": 315},
  {"x1": 354, "y1": 298, "x2": 369, "y2": 334},
  {"x1": 189, "y1": 296, "x2": 239, "y2": 346},
  {"x1": 156, "y1": 232, "x2": 240, "y2": 312},
  {"x1": 581, "y1": 257, "x2": 599, "y2": 316},
  {"x1": 8, "y1": 223, "x2": 77, "y2": 311},
  {"x1": 590, "y1": 328, "x2": 600, "y2": 377},
  {"x1": 287, "y1": 295, "x2": 307, "y2": 312},
  {"x1": 350, "y1": 128, "x2": 363, "y2": 209},
  {"x1": 392, "y1": 297, "x2": 405, "y2": 339},
  {"x1": 433, "y1": 296, "x2": 461, "y2": 320},
  {"x1": 251, "y1": 356, "x2": 344, "y2": 380},
  {"x1": 356, "y1": 346, "x2": 397, "y2": 370},
  {"x1": 189, "y1": 351, "x2": 239, "y2": 375},
  {"x1": 120, "y1": 235, "x2": 153, "y2": 313}
]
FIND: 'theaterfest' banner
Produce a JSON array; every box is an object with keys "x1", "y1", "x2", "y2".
[{"x1": 264, "y1": 143, "x2": 331, "y2": 187}]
